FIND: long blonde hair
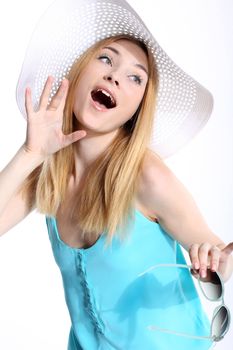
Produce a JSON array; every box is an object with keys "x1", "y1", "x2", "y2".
[{"x1": 22, "y1": 34, "x2": 159, "y2": 247}]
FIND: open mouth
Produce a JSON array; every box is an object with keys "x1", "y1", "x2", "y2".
[{"x1": 91, "y1": 89, "x2": 117, "y2": 110}]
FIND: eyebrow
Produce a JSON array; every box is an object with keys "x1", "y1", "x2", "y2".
[{"x1": 102, "y1": 46, "x2": 148, "y2": 76}]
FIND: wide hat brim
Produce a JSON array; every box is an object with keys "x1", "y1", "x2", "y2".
[{"x1": 16, "y1": 0, "x2": 213, "y2": 158}]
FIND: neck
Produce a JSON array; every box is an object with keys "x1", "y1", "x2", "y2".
[{"x1": 72, "y1": 127, "x2": 121, "y2": 184}]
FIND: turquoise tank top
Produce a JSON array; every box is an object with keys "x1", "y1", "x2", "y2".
[{"x1": 45, "y1": 208, "x2": 213, "y2": 350}]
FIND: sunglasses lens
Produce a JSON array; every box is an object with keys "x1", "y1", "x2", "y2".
[
  {"x1": 199, "y1": 270, "x2": 222, "y2": 300},
  {"x1": 212, "y1": 306, "x2": 229, "y2": 340}
]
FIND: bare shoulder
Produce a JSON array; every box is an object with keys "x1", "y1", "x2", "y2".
[
  {"x1": 138, "y1": 150, "x2": 174, "y2": 199},
  {"x1": 140, "y1": 149, "x2": 173, "y2": 185}
]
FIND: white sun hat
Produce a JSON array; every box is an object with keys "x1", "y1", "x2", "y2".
[{"x1": 16, "y1": 0, "x2": 213, "y2": 158}]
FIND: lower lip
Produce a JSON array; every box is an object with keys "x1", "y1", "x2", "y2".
[{"x1": 90, "y1": 97, "x2": 110, "y2": 112}]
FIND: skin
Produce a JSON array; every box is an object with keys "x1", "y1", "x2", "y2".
[
  {"x1": 138, "y1": 151, "x2": 233, "y2": 282},
  {"x1": 24, "y1": 39, "x2": 233, "y2": 283},
  {"x1": 72, "y1": 39, "x2": 149, "y2": 176}
]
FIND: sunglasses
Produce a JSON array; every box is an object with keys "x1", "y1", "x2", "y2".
[{"x1": 137, "y1": 263, "x2": 231, "y2": 344}]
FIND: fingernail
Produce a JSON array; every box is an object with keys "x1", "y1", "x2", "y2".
[
  {"x1": 194, "y1": 262, "x2": 199, "y2": 269},
  {"x1": 211, "y1": 264, "x2": 216, "y2": 271},
  {"x1": 201, "y1": 270, "x2": 206, "y2": 278}
]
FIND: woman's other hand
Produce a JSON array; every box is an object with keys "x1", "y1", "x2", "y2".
[{"x1": 189, "y1": 242, "x2": 233, "y2": 283}]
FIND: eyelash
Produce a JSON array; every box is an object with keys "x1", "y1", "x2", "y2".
[
  {"x1": 129, "y1": 74, "x2": 143, "y2": 85},
  {"x1": 98, "y1": 54, "x2": 113, "y2": 65},
  {"x1": 97, "y1": 54, "x2": 143, "y2": 85}
]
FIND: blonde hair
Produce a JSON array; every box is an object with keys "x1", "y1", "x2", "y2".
[{"x1": 22, "y1": 34, "x2": 159, "y2": 247}]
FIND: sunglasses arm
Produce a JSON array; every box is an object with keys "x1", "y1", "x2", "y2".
[{"x1": 148, "y1": 324, "x2": 218, "y2": 342}]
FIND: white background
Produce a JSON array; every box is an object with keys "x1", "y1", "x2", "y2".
[{"x1": 0, "y1": 0, "x2": 232, "y2": 349}]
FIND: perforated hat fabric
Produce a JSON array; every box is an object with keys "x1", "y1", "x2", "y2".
[{"x1": 16, "y1": 0, "x2": 214, "y2": 158}]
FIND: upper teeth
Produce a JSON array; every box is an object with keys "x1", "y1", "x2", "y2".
[{"x1": 97, "y1": 89, "x2": 115, "y2": 104}]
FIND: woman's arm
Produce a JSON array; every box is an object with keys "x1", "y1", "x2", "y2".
[
  {"x1": 140, "y1": 153, "x2": 233, "y2": 282},
  {"x1": 0, "y1": 76, "x2": 86, "y2": 236},
  {"x1": 0, "y1": 145, "x2": 44, "y2": 235}
]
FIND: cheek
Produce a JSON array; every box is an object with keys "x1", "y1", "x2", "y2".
[
  {"x1": 124, "y1": 82, "x2": 145, "y2": 100},
  {"x1": 73, "y1": 90, "x2": 81, "y2": 112},
  {"x1": 73, "y1": 83, "x2": 88, "y2": 110},
  {"x1": 122, "y1": 89, "x2": 144, "y2": 113}
]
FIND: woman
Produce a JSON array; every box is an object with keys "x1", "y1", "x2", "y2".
[{"x1": 1, "y1": 0, "x2": 233, "y2": 349}]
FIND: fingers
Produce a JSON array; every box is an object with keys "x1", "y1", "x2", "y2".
[
  {"x1": 48, "y1": 78, "x2": 69, "y2": 111},
  {"x1": 189, "y1": 242, "x2": 233, "y2": 283},
  {"x1": 189, "y1": 243, "x2": 200, "y2": 270},
  {"x1": 189, "y1": 243, "x2": 221, "y2": 278},
  {"x1": 198, "y1": 243, "x2": 218, "y2": 276},
  {"x1": 39, "y1": 76, "x2": 55, "y2": 110},
  {"x1": 222, "y1": 242, "x2": 233, "y2": 255},
  {"x1": 209, "y1": 245, "x2": 221, "y2": 272},
  {"x1": 61, "y1": 130, "x2": 87, "y2": 148},
  {"x1": 26, "y1": 76, "x2": 69, "y2": 117},
  {"x1": 25, "y1": 87, "x2": 33, "y2": 118}
]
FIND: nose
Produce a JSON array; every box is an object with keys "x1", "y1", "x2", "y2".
[{"x1": 103, "y1": 74, "x2": 119, "y2": 86}]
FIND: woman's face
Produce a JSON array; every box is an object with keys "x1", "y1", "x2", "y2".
[{"x1": 73, "y1": 39, "x2": 149, "y2": 134}]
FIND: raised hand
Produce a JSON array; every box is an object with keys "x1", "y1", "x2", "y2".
[{"x1": 23, "y1": 76, "x2": 86, "y2": 159}]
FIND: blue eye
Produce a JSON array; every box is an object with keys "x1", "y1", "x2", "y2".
[
  {"x1": 130, "y1": 75, "x2": 143, "y2": 85},
  {"x1": 98, "y1": 55, "x2": 112, "y2": 65}
]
